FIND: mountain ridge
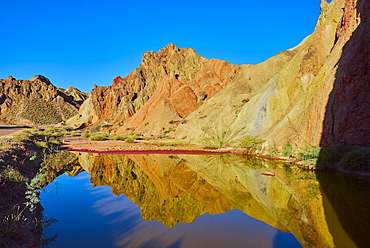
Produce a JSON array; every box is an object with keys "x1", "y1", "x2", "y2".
[{"x1": 0, "y1": 75, "x2": 81, "y2": 126}]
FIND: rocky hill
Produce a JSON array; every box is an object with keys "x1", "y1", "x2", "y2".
[
  {"x1": 68, "y1": 0, "x2": 369, "y2": 151},
  {"x1": 61, "y1": 86, "x2": 88, "y2": 105},
  {"x1": 67, "y1": 43, "x2": 241, "y2": 133},
  {"x1": 0, "y1": 75, "x2": 80, "y2": 126}
]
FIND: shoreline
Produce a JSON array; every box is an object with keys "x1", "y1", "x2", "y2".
[
  {"x1": 60, "y1": 136, "x2": 299, "y2": 164},
  {"x1": 60, "y1": 137, "x2": 370, "y2": 179}
]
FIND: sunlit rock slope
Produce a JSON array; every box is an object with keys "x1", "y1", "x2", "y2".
[{"x1": 0, "y1": 75, "x2": 80, "y2": 126}]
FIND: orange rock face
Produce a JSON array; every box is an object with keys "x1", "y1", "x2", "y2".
[
  {"x1": 72, "y1": 44, "x2": 240, "y2": 134},
  {"x1": 118, "y1": 58, "x2": 241, "y2": 134}
]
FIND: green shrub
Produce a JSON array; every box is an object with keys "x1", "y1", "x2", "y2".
[
  {"x1": 298, "y1": 145, "x2": 321, "y2": 166},
  {"x1": 44, "y1": 128, "x2": 54, "y2": 133},
  {"x1": 35, "y1": 141, "x2": 48, "y2": 150},
  {"x1": 199, "y1": 126, "x2": 244, "y2": 148},
  {"x1": 36, "y1": 130, "x2": 47, "y2": 136},
  {"x1": 25, "y1": 172, "x2": 47, "y2": 212},
  {"x1": 125, "y1": 138, "x2": 135, "y2": 143},
  {"x1": 282, "y1": 140, "x2": 293, "y2": 156},
  {"x1": 51, "y1": 131, "x2": 64, "y2": 137},
  {"x1": 12, "y1": 131, "x2": 31, "y2": 142},
  {"x1": 341, "y1": 151, "x2": 370, "y2": 171},
  {"x1": 164, "y1": 141, "x2": 188, "y2": 146},
  {"x1": 70, "y1": 131, "x2": 82, "y2": 136},
  {"x1": 242, "y1": 136, "x2": 265, "y2": 151},
  {"x1": 81, "y1": 132, "x2": 90, "y2": 138},
  {"x1": 267, "y1": 145, "x2": 279, "y2": 156},
  {"x1": 49, "y1": 138, "x2": 61, "y2": 145},
  {"x1": 132, "y1": 134, "x2": 142, "y2": 140},
  {"x1": 1, "y1": 165, "x2": 27, "y2": 183},
  {"x1": 89, "y1": 133, "x2": 108, "y2": 141},
  {"x1": 283, "y1": 164, "x2": 292, "y2": 178},
  {"x1": 109, "y1": 134, "x2": 126, "y2": 140},
  {"x1": 298, "y1": 146, "x2": 321, "y2": 160}
]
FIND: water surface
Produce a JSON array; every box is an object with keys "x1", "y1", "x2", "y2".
[
  {"x1": 40, "y1": 152, "x2": 370, "y2": 247},
  {"x1": 41, "y1": 172, "x2": 299, "y2": 248}
]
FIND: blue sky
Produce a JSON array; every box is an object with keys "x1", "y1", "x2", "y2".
[{"x1": 0, "y1": 0, "x2": 321, "y2": 93}]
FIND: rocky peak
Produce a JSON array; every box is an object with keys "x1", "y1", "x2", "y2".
[
  {"x1": 63, "y1": 86, "x2": 88, "y2": 104},
  {"x1": 5, "y1": 76, "x2": 15, "y2": 82},
  {"x1": 30, "y1": 75, "x2": 52, "y2": 85}
]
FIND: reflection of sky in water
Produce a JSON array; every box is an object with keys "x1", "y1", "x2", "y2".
[{"x1": 41, "y1": 172, "x2": 301, "y2": 248}]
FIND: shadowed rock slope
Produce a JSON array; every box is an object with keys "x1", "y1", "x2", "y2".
[{"x1": 0, "y1": 75, "x2": 80, "y2": 126}]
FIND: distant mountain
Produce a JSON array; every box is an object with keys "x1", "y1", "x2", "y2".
[
  {"x1": 61, "y1": 86, "x2": 88, "y2": 105},
  {"x1": 0, "y1": 75, "x2": 80, "y2": 126}
]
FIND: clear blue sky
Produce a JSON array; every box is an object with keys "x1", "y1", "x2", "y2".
[{"x1": 0, "y1": 0, "x2": 321, "y2": 93}]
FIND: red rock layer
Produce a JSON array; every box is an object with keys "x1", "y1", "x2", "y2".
[{"x1": 119, "y1": 58, "x2": 241, "y2": 134}]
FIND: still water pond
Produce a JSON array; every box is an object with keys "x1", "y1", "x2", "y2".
[{"x1": 40, "y1": 152, "x2": 370, "y2": 247}]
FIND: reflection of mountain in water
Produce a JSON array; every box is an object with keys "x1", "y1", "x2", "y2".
[
  {"x1": 74, "y1": 152, "x2": 333, "y2": 247},
  {"x1": 86, "y1": 154, "x2": 235, "y2": 228},
  {"x1": 44, "y1": 152, "x2": 370, "y2": 247},
  {"x1": 317, "y1": 172, "x2": 370, "y2": 248}
]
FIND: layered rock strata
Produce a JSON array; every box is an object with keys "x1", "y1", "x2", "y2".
[{"x1": 68, "y1": 44, "x2": 241, "y2": 134}]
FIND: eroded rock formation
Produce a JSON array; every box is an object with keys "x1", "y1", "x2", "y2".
[
  {"x1": 68, "y1": 44, "x2": 241, "y2": 134},
  {"x1": 0, "y1": 75, "x2": 80, "y2": 126},
  {"x1": 62, "y1": 86, "x2": 88, "y2": 105}
]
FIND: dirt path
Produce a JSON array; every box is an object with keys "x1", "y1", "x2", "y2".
[{"x1": 0, "y1": 127, "x2": 27, "y2": 136}]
